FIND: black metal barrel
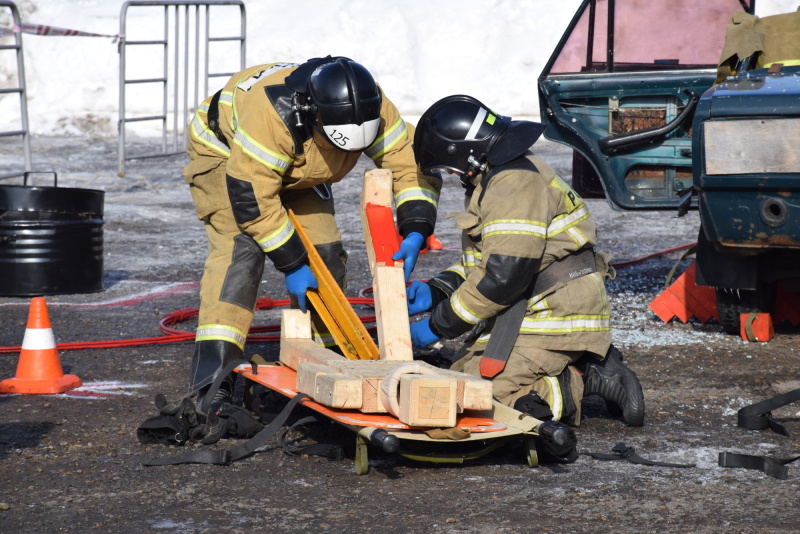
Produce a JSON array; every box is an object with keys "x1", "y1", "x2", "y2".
[{"x1": 0, "y1": 180, "x2": 104, "y2": 296}]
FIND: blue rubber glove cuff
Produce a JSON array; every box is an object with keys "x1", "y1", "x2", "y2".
[
  {"x1": 406, "y1": 280, "x2": 433, "y2": 315},
  {"x1": 410, "y1": 317, "x2": 440, "y2": 349},
  {"x1": 392, "y1": 232, "x2": 425, "y2": 283},
  {"x1": 284, "y1": 264, "x2": 318, "y2": 313}
]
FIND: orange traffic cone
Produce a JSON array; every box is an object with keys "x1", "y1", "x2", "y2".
[{"x1": 0, "y1": 297, "x2": 81, "y2": 394}]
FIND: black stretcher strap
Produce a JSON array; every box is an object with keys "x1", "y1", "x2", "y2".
[
  {"x1": 480, "y1": 248, "x2": 597, "y2": 378},
  {"x1": 585, "y1": 442, "x2": 696, "y2": 468},
  {"x1": 279, "y1": 415, "x2": 343, "y2": 459},
  {"x1": 718, "y1": 451, "x2": 800, "y2": 480},
  {"x1": 737, "y1": 388, "x2": 800, "y2": 436},
  {"x1": 143, "y1": 392, "x2": 309, "y2": 466}
]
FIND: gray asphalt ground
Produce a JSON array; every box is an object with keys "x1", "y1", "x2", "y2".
[{"x1": 0, "y1": 135, "x2": 798, "y2": 534}]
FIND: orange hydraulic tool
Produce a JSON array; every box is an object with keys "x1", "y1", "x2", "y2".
[{"x1": 287, "y1": 209, "x2": 380, "y2": 360}]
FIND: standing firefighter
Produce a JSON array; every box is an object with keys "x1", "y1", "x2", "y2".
[
  {"x1": 184, "y1": 57, "x2": 440, "y2": 412},
  {"x1": 407, "y1": 95, "x2": 644, "y2": 434}
]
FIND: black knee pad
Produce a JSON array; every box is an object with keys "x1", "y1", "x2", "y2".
[
  {"x1": 220, "y1": 233, "x2": 265, "y2": 310},
  {"x1": 514, "y1": 392, "x2": 554, "y2": 421},
  {"x1": 315, "y1": 241, "x2": 348, "y2": 289}
]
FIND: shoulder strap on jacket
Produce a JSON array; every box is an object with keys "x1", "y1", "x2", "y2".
[
  {"x1": 207, "y1": 89, "x2": 230, "y2": 148},
  {"x1": 265, "y1": 84, "x2": 312, "y2": 156}
]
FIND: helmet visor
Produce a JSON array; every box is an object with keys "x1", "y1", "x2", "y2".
[{"x1": 322, "y1": 118, "x2": 381, "y2": 151}]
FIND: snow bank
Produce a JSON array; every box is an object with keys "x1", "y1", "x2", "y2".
[{"x1": 0, "y1": 0, "x2": 796, "y2": 136}]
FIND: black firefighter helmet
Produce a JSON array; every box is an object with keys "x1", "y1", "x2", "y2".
[
  {"x1": 286, "y1": 56, "x2": 382, "y2": 152},
  {"x1": 413, "y1": 95, "x2": 545, "y2": 182}
]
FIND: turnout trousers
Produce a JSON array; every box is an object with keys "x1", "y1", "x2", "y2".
[
  {"x1": 450, "y1": 344, "x2": 586, "y2": 426},
  {"x1": 189, "y1": 175, "x2": 347, "y2": 399}
]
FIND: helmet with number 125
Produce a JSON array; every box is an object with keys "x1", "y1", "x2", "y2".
[{"x1": 307, "y1": 57, "x2": 383, "y2": 152}]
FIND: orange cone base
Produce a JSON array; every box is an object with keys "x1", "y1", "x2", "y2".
[{"x1": 0, "y1": 374, "x2": 81, "y2": 395}]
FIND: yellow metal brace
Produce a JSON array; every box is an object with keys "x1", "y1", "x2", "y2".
[{"x1": 287, "y1": 209, "x2": 380, "y2": 360}]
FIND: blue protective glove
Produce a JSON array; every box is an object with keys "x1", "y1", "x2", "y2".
[
  {"x1": 406, "y1": 280, "x2": 433, "y2": 315},
  {"x1": 409, "y1": 317, "x2": 441, "y2": 349},
  {"x1": 391, "y1": 232, "x2": 425, "y2": 283},
  {"x1": 284, "y1": 264, "x2": 318, "y2": 313}
]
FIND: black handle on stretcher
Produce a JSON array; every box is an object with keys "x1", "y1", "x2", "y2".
[
  {"x1": 368, "y1": 428, "x2": 400, "y2": 453},
  {"x1": 536, "y1": 421, "x2": 577, "y2": 459}
]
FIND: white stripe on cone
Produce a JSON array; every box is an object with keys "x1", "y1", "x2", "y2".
[{"x1": 21, "y1": 328, "x2": 56, "y2": 351}]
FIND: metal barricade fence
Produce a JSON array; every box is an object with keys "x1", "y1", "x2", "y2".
[
  {"x1": 0, "y1": 0, "x2": 32, "y2": 180},
  {"x1": 117, "y1": 0, "x2": 245, "y2": 176}
]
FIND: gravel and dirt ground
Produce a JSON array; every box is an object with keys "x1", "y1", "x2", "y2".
[{"x1": 0, "y1": 136, "x2": 799, "y2": 534}]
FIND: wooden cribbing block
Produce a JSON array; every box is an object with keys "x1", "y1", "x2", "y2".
[
  {"x1": 359, "y1": 169, "x2": 412, "y2": 361},
  {"x1": 326, "y1": 359, "x2": 395, "y2": 413},
  {"x1": 296, "y1": 362, "x2": 362, "y2": 409},
  {"x1": 278, "y1": 316, "x2": 492, "y2": 417},
  {"x1": 399, "y1": 374, "x2": 457, "y2": 428},
  {"x1": 281, "y1": 309, "x2": 312, "y2": 340},
  {"x1": 433, "y1": 368, "x2": 494, "y2": 411},
  {"x1": 373, "y1": 264, "x2": 412, "y2": 361},
  {"x1": 279, "y1": 338, "x2": 348, "y2": 371},
  {"x1": 360, "y1": 169, "x2": 396, "y2": 276},
  {"x1": 315, "y1": 372, "x2": 363, "y2": 409},
  {"x1": 323, "y1": 359, "x2": 492, "y2": 414},
  {"x1": 296, "y1": 362, "x2": 335, "y2": 397}
]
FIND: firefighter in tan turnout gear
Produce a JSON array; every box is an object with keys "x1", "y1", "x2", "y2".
[
  {"x1": 407, "y1": 96, "x2": 644, "y2": 447},
  {"x1": 184, "y1": 56, "x2": 440, "y2": 412}
]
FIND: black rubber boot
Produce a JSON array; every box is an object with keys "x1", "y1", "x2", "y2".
[
  {"x1": 190, "y1": 339, "x2": 242, "y2": 413},
  {"x1": 580, "y1": 345, "x2": 645, "y2": 427}
]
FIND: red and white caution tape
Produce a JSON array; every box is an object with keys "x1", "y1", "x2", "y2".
[{"x1": 0, "y1": 23, "x2": 121, "y2": 42}]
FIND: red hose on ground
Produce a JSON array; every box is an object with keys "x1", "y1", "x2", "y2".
[
  {"x1": 0, "y1": 296, "x2": 377, "y2": 353},
  {"x1": 609, "y1": 242, "x2": 696, "y2": 268},
  {"x1": 0, "y1": 243, "x2": 695, "y2": 353}
]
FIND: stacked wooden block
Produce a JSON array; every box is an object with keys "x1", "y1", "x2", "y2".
[
  {"x1": 280, "y1": 309, "x2": 492, "y2": 427},
  {"x1": 279, "y1": 169, "x2": 493, "y2": 428}
]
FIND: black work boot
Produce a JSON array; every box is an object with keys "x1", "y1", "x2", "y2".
[
  {"x1": 189, "y1": 339, "x2": 242, "y2": 413},
  {"x1": 579, "y1": 345, "x2": 645, "y2": 427}
]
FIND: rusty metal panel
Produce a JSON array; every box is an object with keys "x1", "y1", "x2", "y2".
[
  {"x1": 704, "y1": 118, "x2": 800, "y2": 175},
  {"x1": 611, "y1": 108, "x2": 666, "y2": 134}
]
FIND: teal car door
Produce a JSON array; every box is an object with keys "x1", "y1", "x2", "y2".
[{"x1": 538, "y1": 0, "x2": 754, "y2": 209}]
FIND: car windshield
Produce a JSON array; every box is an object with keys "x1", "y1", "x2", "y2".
[{"x1": 548, "y1": 0, "x2": 754, "y2": 74}]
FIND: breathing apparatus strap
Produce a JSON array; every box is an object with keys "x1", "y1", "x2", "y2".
[
  {"x1": 479, "y1": 248, "x2": 597, "y2": 378},
  {"x1": 207, "y1": 89, "x2": 230, "y2": 148}
]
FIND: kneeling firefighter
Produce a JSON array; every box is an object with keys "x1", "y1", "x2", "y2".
[
  {"x1": 183, "y1": 56, "x2": 441, "y2": 412},
  {"x1": 406, "y1": 95, "x2": 645, "y2": 441}
]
